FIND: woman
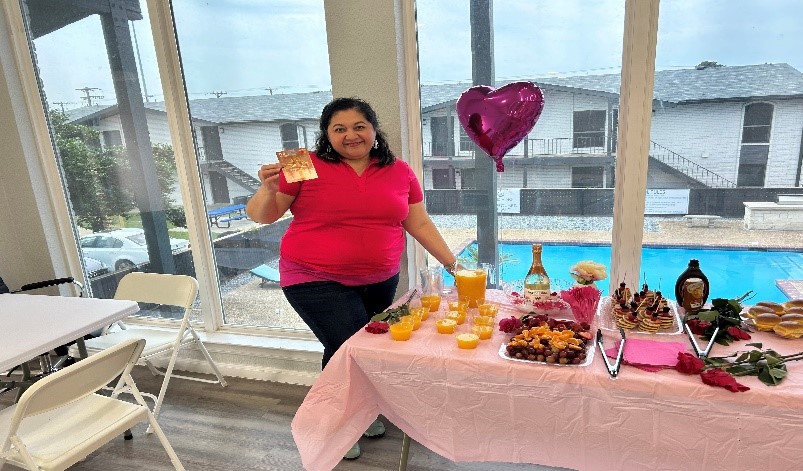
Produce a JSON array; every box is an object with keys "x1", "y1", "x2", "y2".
[{"x1": 246, "y1": 97, "x2": 457, "y2": 460}]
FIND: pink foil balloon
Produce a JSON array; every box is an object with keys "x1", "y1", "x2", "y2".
[{"x1": 456, "y1": 81, "x2": 545, "y2": 172}]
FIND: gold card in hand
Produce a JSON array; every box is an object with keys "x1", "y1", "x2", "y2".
[{"x1": 277, "y1": 148, "x2": 318, "y2": 183}]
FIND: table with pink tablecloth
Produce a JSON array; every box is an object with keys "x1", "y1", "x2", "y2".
[{"x1": 292, "y1": 290, "x2": 803, "y2": 471}]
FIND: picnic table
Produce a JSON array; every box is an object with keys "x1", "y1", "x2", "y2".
[{"x1": 207, "y1": 203, "x2": 247, "y2": 228}]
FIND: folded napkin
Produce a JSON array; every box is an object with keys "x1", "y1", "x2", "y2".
[{"x1": 605, "y1": 338, "x2": 689, "y2": 372}]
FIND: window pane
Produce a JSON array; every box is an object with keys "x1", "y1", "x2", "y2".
[
  {"x1": 417, "y1": 0, "x2": 622, "y2": 288},
  {"x1": 23, "y1": 0, "x2": 198, "y2": 318},
  {"x1": 655, "y1": 0, "x2": 803, "y2": 301},
  {"x1": 172, "y1": 0, "x2": 330, "y2": 329}
]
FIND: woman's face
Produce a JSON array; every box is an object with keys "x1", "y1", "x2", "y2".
[{"x1": 326, "y1": 108, "x2": 376, "y2": 161}]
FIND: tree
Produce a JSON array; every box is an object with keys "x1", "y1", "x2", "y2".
[
  {"x1": 50, "y1": 110, "x2": 180, "y2": 232},
  {"x1": 696, "y1": 60, "x2": 725, "y2": 69}
]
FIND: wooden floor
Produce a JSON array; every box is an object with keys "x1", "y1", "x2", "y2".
[{"x1": 1, "y1": 368, "x2": 570, "y2": 470}]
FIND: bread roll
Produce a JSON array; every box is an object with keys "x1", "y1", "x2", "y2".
[
  {"x1": 754, "y1": 313, "x2": 783, "y2": 331},
  {"x1": 784, "y1": 307, "x2": 803, "y2": 315},
  {"x1": 756, "y1": 301, "x2": 785, "y2": 314},
  {"x1": 780, "y1": 313, "x2": 803, "y2": 325},
  {"x1": 783, "y1": 299, "x2": 803, "y2": 309},
  {"x1": 773, "y1": 321, "x2": 803, "y2": 339}
]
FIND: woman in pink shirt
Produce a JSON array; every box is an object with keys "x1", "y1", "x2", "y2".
[{"x1": 246, "y1": 97, "x2": 457, "y2": 460}]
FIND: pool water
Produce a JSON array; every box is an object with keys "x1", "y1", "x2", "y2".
[{"x1": 448, "y1": 243, "x2": 803, "y2": 303}]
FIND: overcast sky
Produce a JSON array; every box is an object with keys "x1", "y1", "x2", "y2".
[{"x1": 30, "y1": 0, "x2": 803, "y2": 109}]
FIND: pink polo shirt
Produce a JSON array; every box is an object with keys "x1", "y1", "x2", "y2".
[{"x1": 277, "y1": 153, "x2": 423, "y2": 287}]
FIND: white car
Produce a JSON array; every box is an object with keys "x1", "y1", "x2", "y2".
[
  {"x1": 79, "y1": 228, "x2": 190, "y2": 272},
  {"x1": 83, "y1": 256, "x2": 110, "y2": 278}
]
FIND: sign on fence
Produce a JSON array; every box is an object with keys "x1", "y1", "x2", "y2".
[
  {"x1": 645, "y1": 189, "x2": 690, "y2": 214},
  {"x1": 497, "y1": 188, "x2": 521, "y2": 213}
]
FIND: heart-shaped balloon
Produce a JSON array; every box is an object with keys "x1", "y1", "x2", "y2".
[{"x1": 456, "y1": 81, "x2": 545, "y2": 172}]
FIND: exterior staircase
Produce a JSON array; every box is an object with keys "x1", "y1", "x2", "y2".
[
  {"x1": 649, "y1": 141, "x2": 736, "y2": 188},
  {"x1": 201, "y1": 159, "x2": 261, "y2": 193}
]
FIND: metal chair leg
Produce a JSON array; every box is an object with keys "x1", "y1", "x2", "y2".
[{"x1": 398, "y1": 433, "x2": 411, "y2": 471}]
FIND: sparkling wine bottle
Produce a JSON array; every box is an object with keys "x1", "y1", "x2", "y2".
[{"x1": 524, "y1": 244, "x2": 550, "y2": 304}]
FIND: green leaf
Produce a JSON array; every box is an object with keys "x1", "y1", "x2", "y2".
[
  {"x1": 726, "y1": 365, "x2": 754, "y2": 375},
  {"x1": 758, "y1": 367, "x2": 783, "y2": 386},
  {"x1": 770, "y1": 367, "x2": 788, "y2": 379},
  {"x1": 746, "y1": 342, "x2": 763, "y2": 349},
  {"x1": 698, "y1": 311, "x2": 719, "y2": 322},
  {"x1": 370, "y1": 312, "x2": 389, "y2": 322},
  {"x1": 748, "y1": 351, "x2": 764, "y2": 363},
  {"x1": 765, "y1": 354, "x2": 782, "y2": 366},
  {"x1": 735, "y1": 352, "x2": 751, "y2": 363}
]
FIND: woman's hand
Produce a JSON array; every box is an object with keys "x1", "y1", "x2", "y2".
[{"x1": 258, "y1": 163, "x2": 282, "y2": 193}]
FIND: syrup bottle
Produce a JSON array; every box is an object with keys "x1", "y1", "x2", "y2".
[
  {"x1": 524, "y1": 244, "x2": 550, "y2": 304},
  {"x1": 674, "y1": 259, "x2": 710, "y2": 307}
]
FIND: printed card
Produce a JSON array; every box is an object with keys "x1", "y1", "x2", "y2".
[{"x1": 277, "y1": 147, "x2": 318, "y2": 183}]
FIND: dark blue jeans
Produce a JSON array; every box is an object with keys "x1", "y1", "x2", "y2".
[{"x1": 283, "y1": 273, "x2": 399, "y2": 368}]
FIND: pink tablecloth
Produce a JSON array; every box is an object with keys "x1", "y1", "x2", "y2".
[{"x1": 291, "y1": 290, "x2": 803, "y2": 471}]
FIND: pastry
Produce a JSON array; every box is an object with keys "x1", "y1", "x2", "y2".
[
  {"x1": 747, "y1": 305, "x2": 778, "y2": 318},
  {"x1": 639, "y1": 315, "x2": 661, "y2": 333},
  {"x1": 783, "y1": 299, "x2": 803, "y2": 310},
  {"x1": 756, "y1": 301, "x2": 784, "y2": 314},
  {"x1": 780, "y1": 313, "x2": 803, "y2": 325},
  {"x1": 784, "y1": 307, "x2": 803, "y2": 315},
  {"x1": 773, "y1": 321, "x2": 803, "y2": 339},
  {"x1": 753, "y1": 312, "x2": 783, "y2": 331}
]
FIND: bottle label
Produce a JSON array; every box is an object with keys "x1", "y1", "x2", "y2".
[{"x1": 524, "y1": 285, "x2": 550, "y2": 304}]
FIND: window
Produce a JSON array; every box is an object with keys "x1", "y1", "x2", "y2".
[
  {"x1": 573, "y1": 110, "x2": 606, "y2": 149},
  {"x1": 24, "y1": 0, "x2": 196, "y2": 322},
  {"x1": 459, "y1": 126, "x2": 473, "y2": 152},
  {"x1": 102, "y1": 130, "x2": 122, "y2": 147},
  {"x1": 742, "y1": 102, "x2": 773, "y2": 144},
  {"x1": 737, "y1": 103, "x2": 773, "y2": 186},
  {"x1": 280, "y1": 122, "x2": 300, "y2": 150},
  {"x1": 572, "y1": 167, "x2": 604, "y2": 188},
  {"x1": 432, "y1": 168, "x2": 455, "y2": 189},
  {"x1": 430, "y1": 116, "x2": 455, "y2": 156}
]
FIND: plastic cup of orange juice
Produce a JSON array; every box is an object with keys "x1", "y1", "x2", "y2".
[
  {"x1": 445, "y1": 310, "x2": 466, "y2": 325},
  {"x1": 389, "y1": 319, "x2": 414, "y2": 341},
  {"x1": 473, "y1": 315, "x2": 495, "y2": 327},
  {"x1": 435, "y1": 318, "x2": 458, "y2": 334},
  {"x1": 456, "y1": 333, "x2": 480, "y2": 349},
  {"x1": 420, "y1": 295, "x2": 441, "y2": 313},
  {"x1": 400, "y1": 313, "x2": 421, "y2": 330},
  {"x1": 471, "y1": 325, "x2": 493, "y2": 340},
  {"x1": 478, "y1": 301, "x2": 499, "y2": 318},
  {"x1": 408, "y1": 306, "x2": 429, "y2": 322}
]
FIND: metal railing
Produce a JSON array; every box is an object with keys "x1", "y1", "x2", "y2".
[{"x1": 649, "y1": 141, "x2": 736, "y2": 188}]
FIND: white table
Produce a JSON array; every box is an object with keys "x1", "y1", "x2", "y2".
[{"x1": 0, "y1": 293, "x2": 139, "y2": 372}]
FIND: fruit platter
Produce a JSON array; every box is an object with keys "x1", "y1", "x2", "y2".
[{"x1": 499, "y1": 313, "x2": 595, "y2": 367}]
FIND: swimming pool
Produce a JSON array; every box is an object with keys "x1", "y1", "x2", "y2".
[{"x1": 448, "y1": 243, "x2": 803, "y2": 303}]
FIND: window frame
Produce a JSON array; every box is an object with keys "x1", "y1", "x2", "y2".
[{"x1": 7, "y1": 0, "x2": 659, "y2": 339}]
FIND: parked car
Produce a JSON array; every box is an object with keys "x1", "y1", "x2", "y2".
[
  {"x1": 83, "y1": 256, "x2": 110, "y2": 278},
  {"x1": 79, "y1": 228, "x2": 190, "y2": 272}
]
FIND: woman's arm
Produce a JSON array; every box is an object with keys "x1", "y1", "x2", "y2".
[
  {"x1": 246, "y1": 163, "x2": 295, "y2": 224},
  {"x1": 402, "y1": 202, "x2": 458, "y2": 269}
]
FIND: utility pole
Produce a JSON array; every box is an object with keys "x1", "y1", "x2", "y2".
[
  {"x1": 76, "y1": 87, "x2": 104, "y2": 106},
  {"x1": 52, "y1": 101, "x2": 74, "y2": 112},
  {"x1": 208, "y1": 91, "x2": 227, "y2": 98}
]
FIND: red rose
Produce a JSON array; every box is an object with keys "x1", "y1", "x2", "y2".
[
  {"x1": 687, "y1": 319, "x2": 712, "y2": 335},
  {"x1": 700, "y1": 369, "x2": 750, "y2": 392},
  {"x1": 727, "y1": 326, "x2": 751, "y2": 340},
  {"x1": 364, "y1": 321, "x2": 389, "y2": 334},
  {"x1": 676, "y1": 352, "x2": 705, "y2": 374}
]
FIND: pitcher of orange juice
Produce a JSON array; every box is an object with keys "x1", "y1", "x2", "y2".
[
  {"x1": 419, "y1": 267, "x2": 443, "y2": 312},
  {"x1": 455, "y1": 262, "x2": 492, "y2": 308}
]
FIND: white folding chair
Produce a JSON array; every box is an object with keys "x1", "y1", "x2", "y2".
[
  {"x1": 68, "y1": 272, "x2": 227, "y2": 424},
  {"x1": 0, "y1": 338, "x2": 184, "y2": 471}
]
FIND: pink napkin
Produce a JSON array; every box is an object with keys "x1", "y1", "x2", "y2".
[{"x1": 605, "y1": 338, "x2": 689, "y2": 372}]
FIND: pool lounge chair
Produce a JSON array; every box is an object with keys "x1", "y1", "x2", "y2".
[{"x1": 250, "y1": 264, "x2": 280, "y2": 287}]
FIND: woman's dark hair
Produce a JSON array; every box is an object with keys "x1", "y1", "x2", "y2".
[{"x1": 314, "y1": 97, "x2": 395, "y2": 166}]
